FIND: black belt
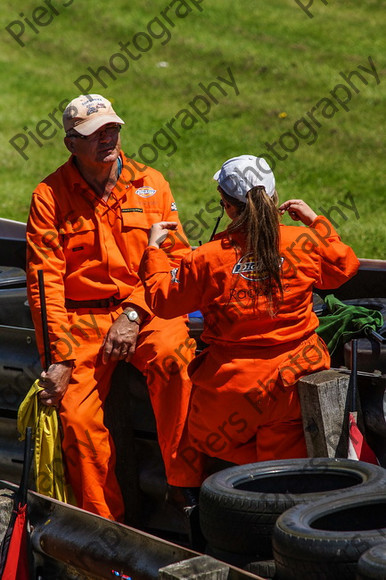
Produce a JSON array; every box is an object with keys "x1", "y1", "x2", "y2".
[{"x1": 65, "y1": 296, "x2": 124, "y2": 309}]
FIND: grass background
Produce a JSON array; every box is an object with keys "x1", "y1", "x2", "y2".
[{"x1": 1, "y1": 0, "x2": 385, "y2": 257}]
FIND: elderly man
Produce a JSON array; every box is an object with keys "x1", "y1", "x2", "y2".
[{"x1": 26, "y1": 94, "x2": 203, "y2": 521}]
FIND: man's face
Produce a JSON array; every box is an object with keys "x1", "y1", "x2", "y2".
[{"x1": 65, "y1": 123, "x2": 122, "y2": 166}]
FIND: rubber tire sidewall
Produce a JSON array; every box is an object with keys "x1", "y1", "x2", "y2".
[
  {"x1": 356, "y1": 542, "x2": 386, "y2": 580},
  {"x1": 272, "y1": 492, "x2": 386, "y2": 580},
  {"x1": 199, "y1": 458, "x2": 386, "y2": 558}
]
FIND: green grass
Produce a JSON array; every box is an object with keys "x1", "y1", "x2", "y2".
[{"x1": 1, "y1": 0, "x2": 385, "y2": 257}]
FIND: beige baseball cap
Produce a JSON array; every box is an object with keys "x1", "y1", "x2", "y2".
[
  {"x1": 63, "y1": 94, "x2": 125, "y2": 136},
  {"x1": 213, "y1": 155, "x2": 275, "y2": 202}
]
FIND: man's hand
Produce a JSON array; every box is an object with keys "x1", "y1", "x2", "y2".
[
  {"x1": 39, "y1": 361, "x2": 73, "y2": 407},
  {"x1": 148, "y1": 221, "x2": 178, "y2": 248},
  {"x1": 102, "y1": 314, "x2": 140, "y2": 364},
  {"x1": 278, "y1": 199, "x2": 318, "y2": 226}
]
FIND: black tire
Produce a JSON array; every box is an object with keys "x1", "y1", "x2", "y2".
[
  {"x1": 272, "y1": 491, "x2": 386, "y2": 580},
  {"x1": 199, "y1": 458, "x2": 386, "y2": 558},
  {"x1": 356, "y1": 542, "x2": 386, "y2": 579}
]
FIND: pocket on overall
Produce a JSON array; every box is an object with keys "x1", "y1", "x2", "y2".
[{"x1": 278, "y1": 334, "x2": 330, "y2": 387}]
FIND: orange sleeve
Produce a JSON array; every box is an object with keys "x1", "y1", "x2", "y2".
[
  {"x1": 123, "y1": 285, "x2": 152, "y2": 317},
  {"x1": 309, "y1": 216, "x2": 360, "y2": 289},
  {"x1": 26, "y1": 187, "x2": 75, "y2": 365},
  {"x1": 126, "y1": 178, "x2": 191, "y2": 315},
  {"x1": 139, "y1": 246, "x2": 202, "y2": 319}
]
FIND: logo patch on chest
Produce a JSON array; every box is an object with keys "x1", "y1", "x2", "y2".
[{"x1": 135, "y1": 187, "x2": 156, "y2": 198}]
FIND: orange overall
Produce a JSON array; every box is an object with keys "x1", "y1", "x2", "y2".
[
  {"x1": 26, "y1": 153, "x2": 201, "y2": 521},
  {"x1": 139, "y1": 217, "x2": 360, "y2": 474}
]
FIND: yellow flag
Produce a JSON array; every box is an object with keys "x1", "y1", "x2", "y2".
[{"x1": 17, "y1": 380, "x2": 76, "y2": 504}]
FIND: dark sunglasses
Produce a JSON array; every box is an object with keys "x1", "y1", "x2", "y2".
[{"x1": 66, "y1": 124, "x2": 122, "y2": 140}]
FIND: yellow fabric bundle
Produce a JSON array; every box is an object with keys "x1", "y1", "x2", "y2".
[{"x1": 17, "y1": 380, "x2": 75, "y2": 504}]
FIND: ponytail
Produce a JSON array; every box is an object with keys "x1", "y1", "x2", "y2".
[{"x1": 225, "y1": 186, "x2": 283, "y2": 313}]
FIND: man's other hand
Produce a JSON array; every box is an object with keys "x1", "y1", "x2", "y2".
[{"x1": 39, "y1": 361, "x2": 73, "y2": 407}]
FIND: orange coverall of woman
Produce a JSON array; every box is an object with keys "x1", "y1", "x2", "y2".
[
  {"x1": 139, "y1": 215, "x2": 359, "y2": 473},
  {"x1": 26, "y1": 152, "x2": 201, "y2": 521}
]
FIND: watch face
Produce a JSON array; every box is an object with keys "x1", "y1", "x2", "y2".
[{"x1": 128, "y1": 310, "x2": 139, "y2": 321}]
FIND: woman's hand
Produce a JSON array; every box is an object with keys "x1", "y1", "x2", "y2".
[
  {"x1": 278, "y1": 199, "x2": 317, "y2": 226},
  {"x1": 148, "y1": 222, "x2": 178, "y2": 248}
]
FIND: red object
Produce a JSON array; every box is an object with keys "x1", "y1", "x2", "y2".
[
  {"x1": 1, "y1": 504, "x2": 29, "y2": 580},
  {"x1": 0, "y1": 427, "x2": 33, "y2": 579},
  {"x1": 348, "y1": 412, "x2": 379, "y2": 464}
]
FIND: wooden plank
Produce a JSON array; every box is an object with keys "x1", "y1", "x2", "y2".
[{"x1": 298, "y1": 370, "x2": 351, "y2": 458}]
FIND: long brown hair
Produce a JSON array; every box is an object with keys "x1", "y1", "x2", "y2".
[{"x1": 224, "y1": 186, "x2": 283, "y2": 312}]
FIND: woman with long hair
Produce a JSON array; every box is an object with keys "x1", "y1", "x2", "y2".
[{"x1": 139, "y1": 155, "x2": 359, "y2": 482}]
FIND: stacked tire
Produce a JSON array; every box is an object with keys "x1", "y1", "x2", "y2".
[
  {"x1": 357, "y1": 543, "x2": 386, "y2": 579},
  {"x1": 272, "y1": 492, "x2": 386, "y2": 579},
  {"x1": 199, "y1": 458, "x2": 386, "y2": 577}
]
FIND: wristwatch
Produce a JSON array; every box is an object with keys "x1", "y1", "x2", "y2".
[{"x1": 124, "y1": 309, "x2": 140, "y2": 324}]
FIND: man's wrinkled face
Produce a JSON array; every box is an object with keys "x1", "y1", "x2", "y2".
[{"x1": 65, "y1": 123, "x2": 122, "y2": 165}]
